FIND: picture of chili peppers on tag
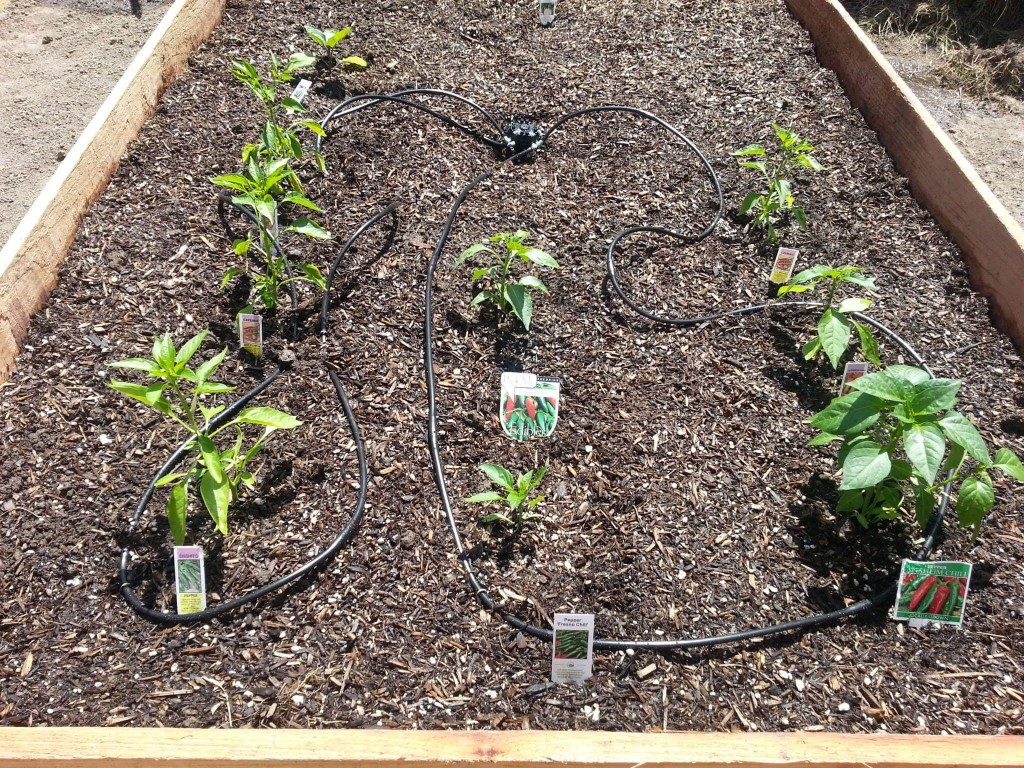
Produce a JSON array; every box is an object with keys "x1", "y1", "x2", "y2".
[
  {"x1": 553, "y1": 629, "x2": 590, "y2": 660},
  {"x1": 894, "y1": 562, "x2": 970, "y2": 624},
  {"x1": 499, "y1": 374, "x2": 560, "y2": 441}
]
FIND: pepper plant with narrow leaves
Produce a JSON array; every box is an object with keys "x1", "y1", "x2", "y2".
[
  {"x1": 455, "y1": 229, "x2": 560, "y2": 330},
  {"x1": 108, "y1": 331, "x2": 302, "y2": 545},
  {"x1": 808, "y1": 364, "x2": 1024, "y2": 535},
  {"x1": 733, "y1": 123, "x2": 824, "y2": 242},
  {"x1": 465, "y1": 462, "x2": 547, "y2": 529},
  {"x1": 778, "y1": 264, "x2": 880, "y2": 369}
]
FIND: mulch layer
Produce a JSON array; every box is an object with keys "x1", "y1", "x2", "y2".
[{"x1": 1, "y1": 0, "x2": 1023, "y2": 733}]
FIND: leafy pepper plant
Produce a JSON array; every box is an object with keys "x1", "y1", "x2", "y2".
[
  {"x1": 465, "y1": 463, "x2": 547, "y2": 529},
  {"x1": 304, "y1": 25, "x2": 368, "y2": 70},
  {"x1": 778, "y1": 264, "x2": 880, "y2": 369},
  {"x1": 733, "y1": 123, "x2": 824, "y2": 242},
  {"x1": 109, "y1": 331, "x2": 302, "y2": 545},
  {"x1": 808, "y1": 364, "x2": 1024, "y2": 535},
  {"x1": 455, "y1": 229, "x2": 560, "y2": 330}
]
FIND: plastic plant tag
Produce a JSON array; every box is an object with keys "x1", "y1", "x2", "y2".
[
  {"x1": 499, "y1": 372, "x2": 559, "y2": 441},
  {"x1": 173, "y1": 546, "x2": 207, "y2": 615},
  {"x1": 839, "y1": 361, "x2": 869, "y2": 396},
  {"x1": 770, "y1": 247, "x2": 799, "y2": 284},
  {"x1": 539, "y1": 0, "x2": 556, "y2": 26},
  {"x1": 289, "y1": 78, "x2": 312, "y2": 106},
  {"x1": 893, "y1": 559, "x2": 971, "y2": 626},
  {"x1": 238, "y1": 313, "x2": 263, "y2": 357},
  {"x1": 551, "y1": 613, "x2": 593, "y2": 684}
]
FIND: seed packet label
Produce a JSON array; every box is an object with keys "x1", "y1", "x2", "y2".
[
  {"x1": 894, "y1": 559, "x2": 971, "y2": 626},
  {"x1": 500, "y1": 372, "x2": 559, "y2": 441},
  {"x1": 770, "y1": 247, "x2": 799, "y2": 284},
  {"x1": 539, "y1": 0, "x2": 556, "y2": 25},
  {"x1": 238, "y1": 313, "x2": 263, "y2": 356},
  {"x1": 173, "y1": 546, "x2": 207, "y2": 615},
  {"x1": 839, "y1": 361, "x2": 870, "y2": 397},
  {"x1": 551, "y1": 613, "x2": 594, "y2": 684},
  {"x1": 290, "y1": 78, "x2": 312, "y2": 105}
]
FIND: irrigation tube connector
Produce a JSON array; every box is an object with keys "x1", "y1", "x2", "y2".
[
  {"x1": 118, "y1": 203, "x2": 401, "y2": 624},
  {"x1": 413, "y1": 99, "x2": 954, "y2": 649}
]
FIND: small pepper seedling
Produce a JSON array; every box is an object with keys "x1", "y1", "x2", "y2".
[{"x1": 465, "y1": 462, "x2": 548, "y2": 530}]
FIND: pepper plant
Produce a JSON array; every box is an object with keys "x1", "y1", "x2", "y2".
[
  {"x1": 733, "y1": 123, "x2": 823, "y2": 242},
  {"x1": 212, "y1": 156, "x2": 328, "y2": 311},
  {"x1": 778, "y1": 264, "x2": 881, "y2": 369},
  {"x1": 465, "y1": 463, "x2": 548, "y2": 529},
  {"x1": 304, "y1": 25, "x2": 368, "y2": 70},
  {"x1": 455, "y1": 229, "x2": 560, "y2": 330},
  {"x1": 808, "y1": 364, "x2": 1024, "y2": 535},
  {"x1": 109, "y1": 330, "x2": 302, "y2": 545}
]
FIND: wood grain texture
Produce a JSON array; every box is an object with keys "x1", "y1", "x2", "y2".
[
  {"x1": 1, "y1": 729, "x2": 1023, "y2": 768},
  {"x1": 783, "y1": 0, "x2": 1024, "y2": 348},
  {"x1": 0, "y1": 0, "x2": 227, "y2": 384}
]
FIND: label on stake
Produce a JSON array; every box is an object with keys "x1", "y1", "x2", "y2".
[
  {"x1": 551, "y1": 613, "x2": 594, "y2": 684},
  {"x1": 500, "y1": 372, "x2": 560, "y2": 441},
  {"x1": 770, "y1": 247, "x2": 799, "y2": 284},
  {"x1": 539, "y1": 0, "x2": 556, "y2": 26},
  {"x1": 238, "y1": 313, "x2": 263, "y2": 357},
  {"x1": 173, "y1": 546, "x2": 207, "y2": 615},
  {"x1": 894, "y1": 559, "x2": 971, "y2": 626},
  {"x1": 839, "y1": 361, "x2": 870, "y2": 396},
  {"x1": 289, "y1": 78, "x2": 312, "y2": 105}
]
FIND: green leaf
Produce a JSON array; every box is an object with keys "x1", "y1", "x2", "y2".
[
  {"x1": 504, "y1": 284, "x2": 533, "y2": 330},
  {"x1": 941, "y1": 442, "x2": 966, "y2": 475},
  {"x1": 737, "y1": 192, "x2": 761, "y2": 216},
  {"x1": 809, "y1": 391, "x2": 886, "y2": 435},
  {"x1": 801, "y1": 336, "x2": 822, "y2": 361},
  {"x1": 792, "y1": 206, "x2": 808, "y2": 229},
  {"x1": 174, "y1": 330, "x2": 208, "y2": 369},
  {"x1": 839, "y1": 438, "x2": 892, "y2": 490},
  {"x1": 731, "y1": 144, "x2": 766, "y2": 156},
  {"x1": 326, "y1": 26, "x2": 352, "y2": 45},
  {"x1": 195, "y1": 347, "x2": 227, "y2": 386},
  {"x1": 455, "y1": 243, "x2": 492, "y2": 267},
  {"x1": 853, "y1": 320, "x2": 881, "y2": 366},
  {"x1": 210, "y1": 173, "x2": 251, "y2": 191},
  {"x1": 847, "y1": 370, "x2": 910, "y2": 402},
  {"x1": 304, "y1": 25, "x2": 327, "y2": 46},
  {"x1": 838, "y1": 297, "x2": 872, "y2": 314},
  {"x1": 903, "y1": 423, "x2": 946, "y2": 485},
  {"x1": 908, "y1": 378, "x2": 961, "y2": 415},
  {"x1": 938, "y1": 411, "x2": 990, "y2": 464},
  {"x1": 992, "y1": 447, "x2": 1024, "y2": 482},
  {"x1": 285, "y1": 52, "x2": 316, "y2": 71},
  {"x1": 342, "y1": 55, "x2": 368, "y2": 68},
  {"x1": 818, "y1": 309, "x2": 851, "y2": 369},
  {"x1": 155, "y1": 472, "x2": 187, "y2": 488},
  {"x1": 470, "y1": 290, "x2": 493, "y2": 307},
  {"x1": 295, "y1": 119, "x2": 326, "y2": 137},
  {"x1": 152, "y1": 333, "x2": 175, "y2": 372},
  {"x1": 885, "y1": 365, "x2": 930, "y2": 385},
  {"x1": 109, "y1": 380, "x2": 165, "y2": 410},
  {"x1": 199, "y1": 404, "x2": 225, "y2": 423},
  {"x1": 739, "y1": 160, "x2": 767, "y2": 173},
  {"x1": 519, "y1": 275, "x2": 548, "y2": 293},
  {"x1": 471, "y1": 267, "x2": 492, "y2": 282},
  {"x1": 281, "y1": 97, "x2": 306, "y2": 112},
  {"x1": 108, "y1": 358, "x2": 160, "y2": 374},
  {"x1": 282, "y1": 192, "x2": 322, "y2": 212},
  {"x1": 286, "y1": 217, "x2": 331, "y2": 239},
  {"x1": 790, "y1": 265, "x2": 831, "y2": 284},
  {"x1": 956, "y1": 475, "x2": 994, "y2": 532},
  {"x1": 836, "y1": 488, "x2": 866, "y2": 514},
  {"x1": 465, "y1": 491, "x2": 506, "y2": 504},
  {"x1": 200, "y1": 470, "x2": 231, "y2": 535},
  {"x1": 296, "y1": 262, "x2": 327, "y2": 290},
  {"x1": 235, "y1": 406, "x2": 302, "y2": 430},
  {"x1": 167, "y1": 483, "x2": 188, "y2": 547},
  {"x1": 195, "y1": 382, "x2": 234, "y2": 394},
  {"x1": 479, "y1": 463, "x2": 514, "y2": 491},
  {"x1": 522, "y1": 248, "x2": 560, "y2": 269},
  {"x1": 197, "y1": 435, "x2": 225, "y2": 483},
  {"x1": 914, "y1": 486, "x2": 936, "y2": 529},
  {"x1": 808, "y1": 432, "x2": 842, "y2": 446}
]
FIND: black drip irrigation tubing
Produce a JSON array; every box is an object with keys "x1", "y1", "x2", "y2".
[
  {"x1": 118, "y1": 202, "x2": 400, "y2": 625},
  {"x1": 410, "y1": 98, "x2": 954, "y2": 649}
]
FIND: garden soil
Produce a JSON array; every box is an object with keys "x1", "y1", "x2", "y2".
[{"x1": 1, "y1": 0, "x2": 1024, "y2": 733}]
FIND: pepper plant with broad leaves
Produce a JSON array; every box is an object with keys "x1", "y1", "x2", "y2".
[
  {"x1": 304, "y1": 25, "x2": 368, "y2": 70},
  {"x1": 465, "y1": 463, "x2": 548, "y2": 530},
  {"x1": 732, "y1": 123, "x2": 824, "y2": 242},
  {"x1": 455, "y1": 229, "x2": 560, "y2": 330},
  {"x1": 108, "y1": 331, "x2": 302, "y2": 545},
  {"x1": 778, "y1": 264, "x2": 880, "y2": 369},
  {"x1": 808, "y1": 364, "x2": 1024, "y2": 535}
]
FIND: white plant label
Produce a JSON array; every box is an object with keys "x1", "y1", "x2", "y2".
[
  {"x1": 551, "y1": 613, "x2": 594, "y2": 684},
  {"x1": 499, "y1": 372, "x2": 560, "y2": 441},
  {"x1": 173, "y1": 546, "x2": 207, "y2": 615},
  {"x1": 839, "y1": 361, "x2": 870, "y2": 396},
  {"x1": 770, "y1": 247, "x2": 799, "y2": 284},
  {"x1": 238, "y1": 313, "x2": 263, "y2": 357},
  {"x1": 539, "y1": 0, "x2": 556, "y2": 26},
  {"x1": 290, "y1": 78, "x2": 312, "y2": 105}
]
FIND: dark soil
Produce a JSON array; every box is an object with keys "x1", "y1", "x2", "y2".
[{"x1": 2, "y1": 0, "x2": 1024, "y2": 733}]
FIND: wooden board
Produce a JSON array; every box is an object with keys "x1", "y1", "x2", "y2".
[
  {"x1": 1, "y1": 728, "x2": 1023, "y2": 768},
  {"x1": 783, "y1": 0, "x2": 1024, "y2": 347},
  {"x1": 0, "y1": 0, "x2": 227, "y2": 384}
]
